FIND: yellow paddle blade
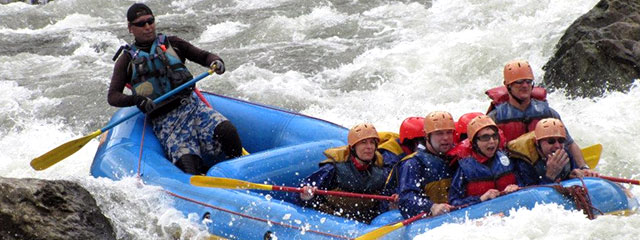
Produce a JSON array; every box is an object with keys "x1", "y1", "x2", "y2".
[
  {"x1": 30, "y1": 130, "x2": 102, "y2": 171},
  {"x1": 190, "y1": 176, "x2": 273, "y2": 191},
  {"x1": 355, "y1": 222, "x2": 404, "y2": 240},
  {"x1": 581, "y1": 144, "x2": 602, "y2": 169},
  {"x1": 241, "y1": 148, "x2": 250, "y2": 156}
]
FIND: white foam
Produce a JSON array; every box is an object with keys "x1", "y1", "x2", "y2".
[
  {"x1": 414, "y1": 203, "x2": 640, "y2": 240},
  {"x1": 198, "y1": 21, "x2": 250, "y2": 43}
]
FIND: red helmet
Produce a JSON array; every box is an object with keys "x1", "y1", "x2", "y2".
[
  {"x1": 454, "y1": 112, "x2": 483, "y2": 143},
  {"x1": 399, "y1": 117, "x2": 425, "y2": 144}
]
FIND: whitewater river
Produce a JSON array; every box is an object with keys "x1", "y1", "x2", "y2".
[{"x1": 1, "y1": 0, "x2": 639, "y2": 239}]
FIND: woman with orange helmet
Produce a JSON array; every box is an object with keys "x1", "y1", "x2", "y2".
[
  {"x1": 395, "y1": 111, "x2": 456, "y2": 219},
  {"x1": 507, "y1": 118, "x2": 599, "y2": 186},
  {"x1": 298, "y1": 123, "x2": 391, "y2": 223},
  {"x1": 448, "y1": 115, "x2": 520, "y2": 207}
]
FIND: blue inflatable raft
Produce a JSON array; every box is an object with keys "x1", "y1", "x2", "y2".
[{"x1": 91, "y1": 92, "x2": 635, "y2": 239}]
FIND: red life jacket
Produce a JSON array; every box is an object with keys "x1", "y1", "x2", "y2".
[
  {"x1": 485, "y1": 85, "x2": 547, "y2": 113},
  {"x1": 457, "y1": 150, "x2": 518, "y2": 197},
  {"x1": 447, "y1": 139, "x2": 472, "y2": 167},
  {"x1": 466, "y1": 173, "x2": 517, "y2": 197}
]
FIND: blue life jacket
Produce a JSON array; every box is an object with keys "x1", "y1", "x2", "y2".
[{"x1": 125, "y1": 34, "x2": 193, "y2": 100}]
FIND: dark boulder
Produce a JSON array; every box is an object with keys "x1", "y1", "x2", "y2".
[
  {"x1": 542, "y1": 0, "x2": 640, "y2": 98},
  {"x1": 0, "y1": 177, "x2": 115, "y2": 240}
]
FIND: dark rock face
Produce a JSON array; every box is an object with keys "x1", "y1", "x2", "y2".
[
  {"x1": 543, "y1": 0, "x2": 640, "y2": 98},
  {"x1": 0, "y1": 177, "x2": 115, "y2": 240}
]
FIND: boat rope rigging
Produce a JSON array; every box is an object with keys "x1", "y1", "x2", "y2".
[
  {"x1": 549, "y1": 177, "x2": 603, "y2": 219},
  {"x1": 164, "y1": 190, "x2": 353, "y2": 239},
  {"x1": 137, "y1": 115, "x2": 148, "y2": 178}
]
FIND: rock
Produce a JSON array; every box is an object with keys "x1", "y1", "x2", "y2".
[
  {"x1": 0, "y1": 177, "x2": 115, "y2": 240},
  {"x1": 542, "y1": 0, "x2": 640, "y2": 98}
]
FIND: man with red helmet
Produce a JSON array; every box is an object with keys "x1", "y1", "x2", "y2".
[
  {"x1": 298, "y1": 123, "x2": 392, "y2": 223},
  {"x1": 486, "y1": 60, "x2": 590, "y2": 172},
  {"x1": 508, "y1": 118, "x2": 599, "y2": 185},
  {"x1": 396, "y1": 111, "x2": 455, "y2": 219},
  {"x1": 378, "y1": 117, "x2": 426, "y2": 169}
]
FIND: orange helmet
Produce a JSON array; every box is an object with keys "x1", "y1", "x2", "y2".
[
  {"x1": 399, "y1": 117, "x2": 425, "y2": 144},
  {"x1": 534, "y1": 118, "x2": 566, "y2": 141},
  {"x1": 467, "y1": 115, "x2": 497, "y2": 141},
  {"x1": 454, "y1": 112, "x2": 483, "y2": 143},
  {"x1": 503, "y1": 60, "x2": 534, "y2": 86},
  {"x1": 423, "y1": 111, "x2": 455, "y2": 136},
  {"x1": 347, "y1": 123, "x2": 380, "y2": 147}
]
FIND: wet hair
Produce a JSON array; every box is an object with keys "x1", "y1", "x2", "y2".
[{"x1": 127, "y1": 3, "x2": 153, "y2": 22}]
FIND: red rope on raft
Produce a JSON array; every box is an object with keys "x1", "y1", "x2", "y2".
[{"x1": 164, "y1": 190, "x2": 352, "y2": 239}]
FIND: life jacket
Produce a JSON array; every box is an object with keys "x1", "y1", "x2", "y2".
[
  {"x1": 124, "y1": 34, "x2": 193, "y2": 100},
  {"x1": 506, "y1": 132, "x2": 540, "y2": 165},
  {"x1": 447, "y1": 139, "x2": 472, "y2": 167},
  {"x1": 377, "y1": 132, "x2": 408, "y2": 168},
  {"x1": 457, "y1": 151, "x2": 517, "y2": 197},
  {"x1": 318, "y1": 146, "x2": 387, "y2": 222},
  {"x1": 507, "y1": 131, "x2": 573, "y2": 182},
  {"x1": 399, "y1": 150, "x2": 452, "y2": 204},
  {"x1": 485, "y1": 85, "x2": 547, "y2": 113},
  {"x1": 491, "y1": 99, "x2": 554, "y2": 143}
]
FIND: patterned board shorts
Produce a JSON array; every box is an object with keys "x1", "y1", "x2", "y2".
[{"x1": 151, "y1": 95, "x2": 228, "y2": 165}]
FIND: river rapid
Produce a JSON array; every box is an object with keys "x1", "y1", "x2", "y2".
[{"x1": 1, "y1": 0, "x2": 639, "y2": 239}]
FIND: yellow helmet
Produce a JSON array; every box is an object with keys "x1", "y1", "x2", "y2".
[
  {"x1": 467, "y1": 115, "x2": 497, "y2": 141},
  {"x1": 503, "y1": 60, "x2": 534, "y2": 86},
  {"x1": 347, "y1": 123, "x2": 380, "y2": 147},
  {"x1": 534, "y1": 118, "x2": 566, "y2": 141},
  {"x1": 423, "y1": 111, "x2": 455, "y2": 136}
]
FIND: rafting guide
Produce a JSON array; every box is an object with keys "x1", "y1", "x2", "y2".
[{"x1": 108, "y1": 3, "x2": 243, "y2": 175}]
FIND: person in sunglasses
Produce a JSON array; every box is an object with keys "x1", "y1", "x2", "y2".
[
  {"x1": 107, "y1": 3, "x2": 243, "y2": 174},
  {"x1": 448, "y1": 115, "x2": 520, "y2": 207},
  {"x1": 508, "y1": 118, "x2": 599, "y2": 186},
  {"x1": 486, "y1": 59, "x2": 591, "y2": 173}
]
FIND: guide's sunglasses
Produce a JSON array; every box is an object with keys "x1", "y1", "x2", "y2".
[
  {"x1": 543, "y1": 137, "x2": 566, "y2": 145},
  {"x1": 513, "y1": 79, "x2": 533, "y2": 85},
  {"x1": 131, "y1": 17, "x2": 155, "y2": 27},
  {"x1": 476, "y1": 133, "x2": 499, "y2": 142}
]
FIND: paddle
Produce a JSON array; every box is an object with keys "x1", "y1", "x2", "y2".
[
  {"x1": 30, "y1": 69, "x2": 216, "y2": 171},
  {"x1": 600, "y1": 176, "x2": 640, "y2": 185},
  {"x1": 355, "y1": 212, "x2": 428, "y2": 240},
  {"x1": 581, "y1": 144, "x2": 602, "y2": 169},
  {"x1": 190, "y1": 176, "x2": 397, "y2": 202},
  {"x1": 355, "y1": 204, "x2": 468, "y2": 240}
]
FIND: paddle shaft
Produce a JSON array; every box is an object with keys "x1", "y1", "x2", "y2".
[
  {"x1": 401, "y1": 204, "x2": 468, "y2": 224},
  {"x1": 274, "y1": 186, "x2": 396, "y2": 202},
  {"x1": 355, "y1": 204, "x2": 468, "y2": 240},
  {"x1": 600, "y1": 176, "x2": 640, "y2": 185},
  {"x1": 99, "y1": 70, "x2": 213, "y2": 133}
]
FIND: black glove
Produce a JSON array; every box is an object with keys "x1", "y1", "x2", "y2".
[
  {"x1": 134, "y1": 95, "x2": 156, "y2": 113},
  {"x1": 210, "y1": 59, "x2": 225, "y2": 75}
]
